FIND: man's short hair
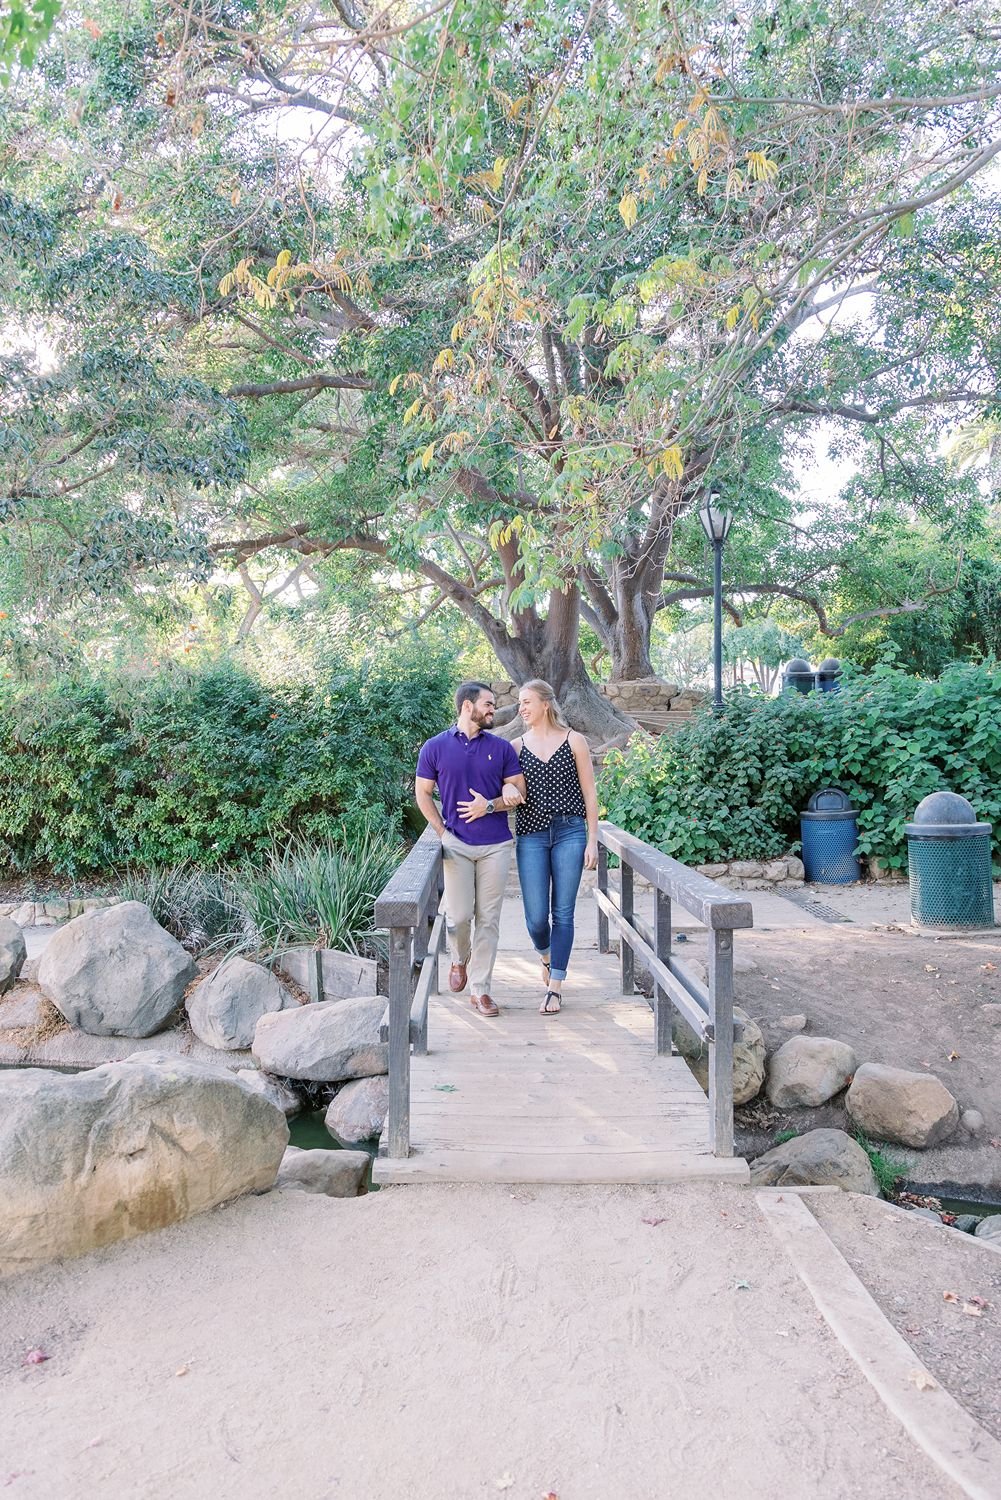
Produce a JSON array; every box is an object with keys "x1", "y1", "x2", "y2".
[{"x1": 455, "y1": 680, "x2": 492, "y2": 714}]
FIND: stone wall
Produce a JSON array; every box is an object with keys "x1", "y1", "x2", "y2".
[
  {"x1": 0, "y1": 897, "x2": 116, "y2": 928},
  {"x1": 491, "y1": 677, "x2": 704, "y2": 718},
  {"x1": 695, "y1": 856, "x2": 805, "y2": 891}
]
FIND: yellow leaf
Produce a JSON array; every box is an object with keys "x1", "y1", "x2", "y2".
[
  {"x1": 450, "y1": 320, "x2": 465, "y2": 344},
  {"x1": 191, "y1": 111, "x2": 204, "y2": 138},
  {"x1": 230, "y1": 187, "x2": 241, "y2": 207},
  {"x1": 432, "y1": 348, "x2": 455, "y2": 374},
  {"x1": 421, "y1": 443, "x2": 436, "y2": 469},
  {"x1": 218, "y1": 272, "x2": 235, "y2": 297},
  {"x1": 403, "y1": 398, "x2": 421, "y2": 425},
  {"x1": 276, "y1": 249, "x2": 293, "y2": 270},
  {"x1": 403, "y1": 372, "x2": 423, "y2": 390},
  {"x1": 725, "y1": 305, "x2": 740, "y2": 331},
  {"x1": 657, "y1": 445, "x2": 684, "y2": 479},
  {"x1": 389, "y1": 374, "x2": 403, "y2": 396},
  {"x1": 746, "y1": 151, "x2": 779, "y2": 183},
  {"x1": 672, "y1": 118, "x2": 689, "y2": 140},
  {"x1": 696, "y1": 167, "x2": 708, "y2": 195},
  {"x1": 618, "y1": 192, "x2": 639, "y2": 229}
]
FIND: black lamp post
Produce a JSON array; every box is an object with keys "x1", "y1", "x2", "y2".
[{"x1": 698, "y1": 496, "x2": 734, "y2": 710}]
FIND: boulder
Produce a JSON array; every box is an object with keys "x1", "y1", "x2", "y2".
[
  {"x1": 274, "y1": 1145, "x2": 370, "y2": 1198},
  {"x1": 846, "y1": 1063, "x2": 959, "y2": 1148},
  {"x1": 187, "y1": 956, "x2": 295, "y2": 1051},
  {"x1": 252, "y1": 995, "x2": 388, "y2": 1083},
  {"x1": 11, "y1": 903, "x2": 36, "y2": 929},
  {"x1": 0, "y1": 918, "x2": 26, "y2": 994},
  {"x1": 778, "y1": 1014, "x2": 807, "y2": 1033},
  {"x1": 37, "y1": 901, "x2": 196, "y2": 1038},
  {"x1": 235, "y1": 1069, "x2": 301, "y2": 1118},
  {"x1": 674, "y1": 1005, "x2": 765, "y2": 1106},
  {"x1": 960, "y1": 1108, "x2": 985, "y2": 1137},
  {"x1": 766, "y1": 1036, "x2": 857, "y2": 1108},
  {"x1": 785, "y1": 856, "x2": 805, "y2": 881},
  {"x1": 0, "y1": 1057, "x2": 288, "y2": 1277},
  {"x1": 750, "y1": 1128, "x2": 879, "y2": 1195},
  {"x1": 729, "y1": 861, "x2": 763, "y2": 880},
  {"x1": 325, "y1": 1076, "x2": 390, "y2": 1146},
  {"x1": 974, "y1": 1216, "x2": 1001, "y2": 1246}
]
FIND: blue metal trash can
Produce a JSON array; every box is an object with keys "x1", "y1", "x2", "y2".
[
  {"x1": 906, "y1": 792, "x2": 995, "y2": 930},
  {"x1": 800, "y1": 787, "x2": 861, "y2": 883},
  {"x1": 783, "y1": 657, "x2": 817, "y2": 694}
]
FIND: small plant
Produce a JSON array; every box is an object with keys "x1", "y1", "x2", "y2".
[
  {"x1": 851, "y1": 1128, "x2": 911, "y2": 1197},
  {"x1": 774, "y1": 1127, "x2": 800, "y2": 1144},
  {"x1": 117, "y1": 864, "x2": 242, "y2": 954}
]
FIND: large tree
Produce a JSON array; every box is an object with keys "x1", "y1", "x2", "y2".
[{"x1": 1, "y1": 0, "x2": 999, "y2": 730}]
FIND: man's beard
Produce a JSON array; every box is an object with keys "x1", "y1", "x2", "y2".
[{"x1": 471, "y1": 707, "x2": 494, "y2": 728}]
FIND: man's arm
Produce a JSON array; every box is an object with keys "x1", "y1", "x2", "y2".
[
  {"x1": 415, "y1": 776, "x2": 445, "y2": 838},
  {"x1": 502, "y1": 772, "x2": 526, "y2": 806}
]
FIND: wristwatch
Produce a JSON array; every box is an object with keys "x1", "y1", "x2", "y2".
[{"x1": 485, "y1": 799, "x2": 496, "y2": 815}]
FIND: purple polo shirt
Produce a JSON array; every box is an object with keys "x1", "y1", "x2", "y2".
[{"x1": 416, "y1": 726, "x2": 520, "y2": 845}]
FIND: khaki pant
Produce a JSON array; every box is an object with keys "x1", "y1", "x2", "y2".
[{"x1": 441, "y1": 832, "x2": 512, "y2": 997}]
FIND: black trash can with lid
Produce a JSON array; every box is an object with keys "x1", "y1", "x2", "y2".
[
  {"x1": 905, "y1": 791, "x2": 995, "y2": 930},
  {"x1": 800, "y1": 787, "x2": 860, "y2": 884},
  {"x1": 816, "y1": 657, "x2": 842, "y2": 693},
  {"x1": 782, "y1": 657, "x2": 816, "y2": 694}
]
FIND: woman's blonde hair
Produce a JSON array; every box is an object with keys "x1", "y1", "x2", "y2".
[{"x1": 519, "y1": 679, "x2": 567, "y2": 731}]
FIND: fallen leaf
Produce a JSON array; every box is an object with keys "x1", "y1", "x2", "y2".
[
  {"x1": 962, "y1": 1303, "x2": 984, "y2": 1317},
  {"x1": 495, "y1": 1476, "x2": 514, "y2": 1492},
  {"x1": 907, "y1": 1369, "x2": 937, "y2": 1390},
  {"x1": 943, "y1": 1290, "x2": 959, "y2": 1302},
  {"x1": 967, "y1": 1295, "x2": 991, "y2": 1310},
  {"x1": 23, "y1": 1349, "x2": 49, "y2": 1365},
  {"x1": 641, "y1": 1217, "x2": 666, "y2": 1226},
  {"x1": 981, "y1": 963, "x2": 997, "y2": 972},
  {"x1": 947, "y1": 1050, "x2": 960, "y2": 1061},
  {"x1": 434, "y1": 1084, "x2": 458, "y2": 1092},
  {"x1": 175, "y1": 1364, "x2": 189, "y2": 1377},
  {"x1": 924, "y1": 964, "x2": 939, "y2": 973}
]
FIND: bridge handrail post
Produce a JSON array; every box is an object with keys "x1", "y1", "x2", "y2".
[
  {"x1": 593, "y1": 820, "x2": 752, "y2": 1158},
  {"x1": 374, "y1": 826, "x2": 445, "y2": 1158}
]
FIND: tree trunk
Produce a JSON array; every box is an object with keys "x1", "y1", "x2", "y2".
[
  {"x1": 487, "y1": 583, "x2": 634, "y2": 742},
  {"x1": 603, "y1": 557, "x2": 660, "y2": 682}
]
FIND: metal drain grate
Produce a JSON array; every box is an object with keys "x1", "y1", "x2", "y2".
[{"x1": 778, "y1": 888, "x2": 853, "y2": 924}]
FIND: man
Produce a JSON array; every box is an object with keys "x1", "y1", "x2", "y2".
[{"x1": 415, "y1": 682, "x2": 525, "y2": 1018}]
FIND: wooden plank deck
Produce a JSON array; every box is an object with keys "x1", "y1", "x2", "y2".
[{"x1": 373, "y1": 939, "x2": 750, "y2": 1186}]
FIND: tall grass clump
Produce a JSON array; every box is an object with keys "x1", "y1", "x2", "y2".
[
  {"x1": 231, "y1": 825, "x2": 404, "y2": 957},
  {"x1": 117, "y1": 864, "x2": 240, "y2": 954}
]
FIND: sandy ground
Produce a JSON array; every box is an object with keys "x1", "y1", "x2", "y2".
[
  {"x1": 811, "y1": 1192, "x2": 1001, "y2": 1445},
  {"x1": 0, "y1": 1183, "x2": 969, "y2": 1500}
]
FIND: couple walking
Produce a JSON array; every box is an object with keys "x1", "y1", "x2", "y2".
[{"x1": 415, "y1": 680, "x2": 599, "y2": 1017}]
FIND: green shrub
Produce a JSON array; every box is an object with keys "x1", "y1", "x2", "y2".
[
  {"x1": 598, "y1": 660, "x2": 1001, "y2": 870},
  {"x1": 0, "y1": 655, "x2": 451, "y2": 874}
]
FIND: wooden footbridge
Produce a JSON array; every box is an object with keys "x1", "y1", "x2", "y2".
[{"x1": 372, "y1": 823, "x2": 752, "y2": 1186}]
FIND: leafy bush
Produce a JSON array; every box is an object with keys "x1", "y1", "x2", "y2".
[
  {"x1": 599, "y1": 661, "x2": 1001, "y2": 871},
  {"x1": 0, "y1": 655, "x2": 451, "y2": 874}
]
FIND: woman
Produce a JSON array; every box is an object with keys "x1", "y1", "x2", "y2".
[{"x1": 502, "y1": 680, "x2": 599, "y2": 1015}]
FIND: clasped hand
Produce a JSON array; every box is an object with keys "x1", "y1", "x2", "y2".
[{"x1": 457, "y1": 784, "x2": 522, "y2": 822}]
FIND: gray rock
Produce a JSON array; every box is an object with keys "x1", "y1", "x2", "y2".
[
  {"x1": 953, "y1": 1215, "x2": 981, "y2": 1233},
  {"x1": 0, "y1": 1057, "x2": 288, "y2": 1276},
  {"x1": 0, "y1": 918, "x2": 26, "y2": 994},
  {"x1": 729, "y1": 861, "x2": 763, "y2": 880},
  {"x1": 846, "y1": 1063, "x2": 959, "y2": 1149},
  {"x1": 235, "y1": 1069, "x2": 301, "y2": 1118},
  {"x1": 325, "y1": 1076, "x2": 390, "y2": 1145},
  {"x1": 974, "y1": 1216, "x2": 1001, "y2": 1245},
  {"x1": 37, "y1": 901, "x2": 196, "y2": 1039},
  {"x1": 785, "y1": 856, "x2": 805, "y2": 880},
  {"x1": 11, "y1": 903, "x2": 35, "y2": 929},
  {"x1": 276, "y1": 947, "x2": 378, "y2": 1000},
  {"x1": 274, "y1": 1145, "x2": 370, "y2": 1197},
  {"x1": 696, "y1": 864, "x2": 728, "y2": 880},
  {"x1": 762, "y1": 860, "x2": 788, "y2": 882},
  {"x1": 778, "y1": 1014, "x2": 807, "y2": 1032},
  {"x1": 252, "y1": 996, "x2": 388, "y2": 1083},
  {"x1": 187, "y1": 956, "x2": 295, "y2": 1051},
  {"x1": 674, "y1": 1005, "x2": 765, "y2": 1106},
  {"x1": 766, "y1": 1036, "x2": 857, "y2": 1108},
  {"x1": 908, "y1": 1207, "x2": 944, "y2": 1224},
  {"x1": 960, "y1": 1108, "x2": 985, "y2": 1137},
  {"x1": 43, "y1": 898, "x2": 70, "y2": 922},
  {"x1": 750, "y1": 1128, "x2": 879, "y2": 1195}
]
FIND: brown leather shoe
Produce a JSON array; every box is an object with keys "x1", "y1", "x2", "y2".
[
  {"x1": 470, "y1": 993, "x2": 499, "y2": 1018},
  {"x1": 448, "y1": 963, "x2": 467, "y2": 993}
]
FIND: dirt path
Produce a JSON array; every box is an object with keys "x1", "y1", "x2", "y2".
[{"x1": 0, "y1": 1184, "x2": 969, "y2": 1500}]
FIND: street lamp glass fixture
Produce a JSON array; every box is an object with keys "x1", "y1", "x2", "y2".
[{"x1": 698, "y1": 500, "x2": 734, "y2": 544}]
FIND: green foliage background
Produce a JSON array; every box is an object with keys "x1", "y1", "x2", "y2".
[
  {"x1": 0, "y1": 653, "x2": 452, "y2": 874},
  {"x1": 599, "y1": 663, "x2": 1001, "y2": 871}
]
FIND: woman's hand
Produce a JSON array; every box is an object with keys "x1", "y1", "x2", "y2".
[
  {"x1": 502, "y1": 782, "x2": 524, "y2": 807},
  {"x1": 584, "y1": 839, "x2": 599, "y2": 871}
]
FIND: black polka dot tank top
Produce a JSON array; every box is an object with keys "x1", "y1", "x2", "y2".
[{"x1": 516, "y1": 734, "x2": 587, "y2": 834}]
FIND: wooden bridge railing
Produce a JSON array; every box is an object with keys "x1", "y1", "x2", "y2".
[
  {"x1": 594, "y1": 820, "x2": 753, "y2": 1156},
  {"x1": 374, "y1": 820, "x2": 753, "y2": 1161},
  {"x1": 374, "y1": 827, "x2": 445, "y2": 1158}
]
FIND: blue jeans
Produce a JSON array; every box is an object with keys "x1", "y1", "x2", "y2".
[{"x1": 516, "y1": 815, "x2": 587, "y2": 981}]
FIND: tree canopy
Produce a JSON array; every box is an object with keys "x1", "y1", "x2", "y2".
[{"x1": 1, "y1": 0, "x2": 999, "y2": 727}]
